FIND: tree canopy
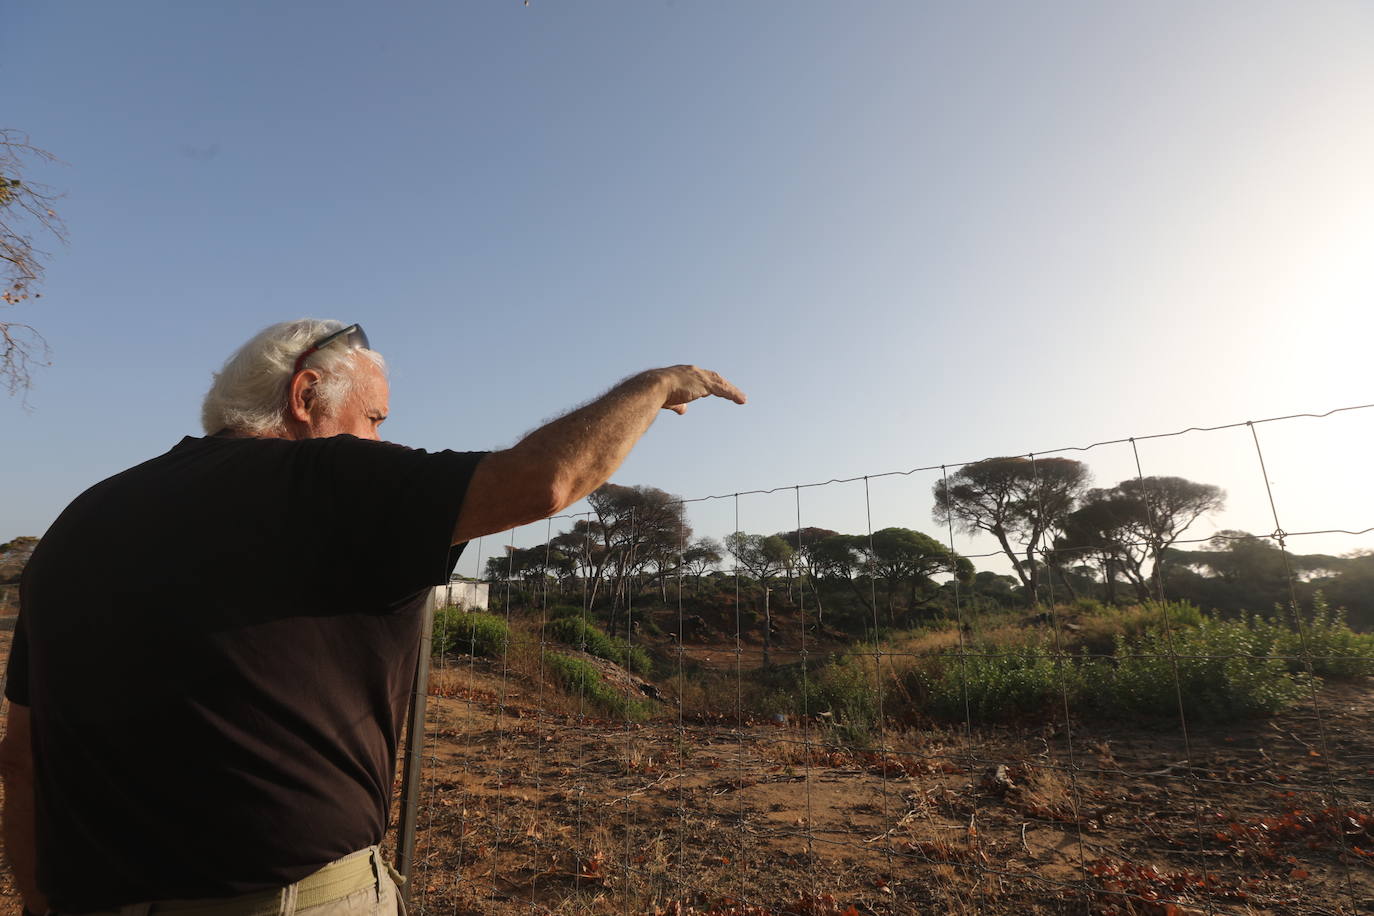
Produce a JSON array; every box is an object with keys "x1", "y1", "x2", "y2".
[
  {"x1": 1060, "y1": 477, "x2": 1226, "y2": 600},
  {"x1": 933, "y1": 456, "x2": 1090, "y2": 601},
  {"x1": 585, "y1": 483, "x2": 691, "y2": 614},
  {"x1": 724, "y1": 532, "x2": 794, "y2": 583},
  {"x1": 453, "y1": 465, "x2": 1358, "y2": 630}
]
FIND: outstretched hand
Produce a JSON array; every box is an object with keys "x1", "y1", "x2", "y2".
[
  {"x1": 654, "y1": 365, "x2": 748, "y2": 415},
  {"x1": 453, "y1": 363, "x2": 747, "y2": 542}
]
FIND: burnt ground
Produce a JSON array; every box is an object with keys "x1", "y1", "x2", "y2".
[{"x1": 2, "y1": 630, "x2": 1372, "y2": 915}]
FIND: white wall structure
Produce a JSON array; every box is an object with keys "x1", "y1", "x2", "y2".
[{"x1": 434, "y1": 580, "x2": 489, "y2": 610}]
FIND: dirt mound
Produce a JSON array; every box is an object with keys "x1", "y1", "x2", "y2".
[
  {"x1": 0, "y1": 536, "x2": 37, "y2": 585},
  {"x1": 567, "y1": 648, "x2": 665, "y2": 701}
]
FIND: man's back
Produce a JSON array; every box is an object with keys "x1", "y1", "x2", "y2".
[
  {"x1": 0, "y1": 318, "x2": 743, "y2": 914},
  {"x1": 9, "y1": 434, "x2": 482, "y2": 910}
]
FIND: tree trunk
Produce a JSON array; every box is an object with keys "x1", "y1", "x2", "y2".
[
  {"x1": 1124, "y1": 563, "x2": 1151, "y2": 602},
  {"x1": 1023, "y1": 547, "x2": 1041, "y2": 607},
  {"x1": 1053, "y1": 563, "x2": 1078, "y2": 601},
  {"x1": 992, "y1": 526, "x2": 1031, "y2": 591},
  {"x1": 763, "y1": 587, "x2": 772, "y2": 667},
  {"x1": 1148, "y1": 549, "x2": 1167, "y2": 601},
  {"x1": 586, "y1": 558, "x2": 606, "y2": 612},
  {"x1": 810, "y1": 576, "x2": 825, "y2": 624},
  {"x1": 848, "y1": 576, "x2": 874, "y2": 614}
]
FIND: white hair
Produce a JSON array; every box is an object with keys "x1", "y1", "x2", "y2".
[{"x1": 201, "y1": 318, "x2": 386, "y2": 436}]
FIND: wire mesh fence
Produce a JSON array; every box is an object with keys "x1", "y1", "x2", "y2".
[{"x1": 397, "y1": 402, "x2": 1374, "y2": 915}]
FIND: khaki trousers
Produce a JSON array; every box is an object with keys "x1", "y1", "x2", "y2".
[{"x1": 69, "y1": 847, "x2": 404, "y2": 916}]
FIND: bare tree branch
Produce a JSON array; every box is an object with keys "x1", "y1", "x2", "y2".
[{"x1": 1, "y1": 129, "x2": 67, "y2": 399}]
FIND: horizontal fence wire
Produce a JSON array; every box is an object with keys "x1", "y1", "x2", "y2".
[{"x1": 395, "y1": 400, "x2": 1374, "y2": 916}]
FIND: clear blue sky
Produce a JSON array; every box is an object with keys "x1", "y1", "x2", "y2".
[{"x1": 4, "y1": 1, "x2": 1373, "y2": 577}]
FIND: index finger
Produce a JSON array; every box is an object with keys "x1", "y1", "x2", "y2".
[{"x1": 706, "y1": 371, "x2": 747, "y2": 405}]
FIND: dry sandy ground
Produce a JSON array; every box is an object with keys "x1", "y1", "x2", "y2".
[
  {"x1": 397, "y1": 658, "x2": 1374, "y2": 915},
  {"x1": 2, "y1": 635, "x2": 1372, "y2": 915}
]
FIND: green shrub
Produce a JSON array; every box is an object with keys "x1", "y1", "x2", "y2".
[
  {"x1": 924, "y1": 644, "x2": 1081, "y2": 723},
  {"x1": 545, "y1": 616, "x2": 653, "y2": 676},
  {"x1": 909, "y1": 611, "x2": 1305, "y2": 724},
  {"x1": 432, "y1": 608, "x2": 509, "y2": 659},
  {"x1": 1072, "y1": 597, "x2": 1108, "y2": 616},
  {"x1": 548, "y1": 604, "x2": 585, "y2": 621},
  {"x1": 545, "y1": 652, "x2": 650, "y2": 721},
  {"x1": 775, "y1": 603, "x2": 1343, "y2": 731},
  {"x1": 778, "y1": 653, "x2": 883, "y2": 746},
  {"x1": 1141, "y1": 600, "x2": 1205, "y2": 631},
  {"x1": 1261, "y1": 594, "x2": 1374, "y2": 679},
  {"x1": 1088, "y1": 618, "x2": 1307, "y2": 720},
  {"x1": 547, "y1": 614, "x2": 616, "y2": 656},
  {"x1": 1113, "y1": 599, "x2": 1205, "y2": 630},
  {"x1": 1074, "y1": 600, "x2": 1204, "y2": 656}
]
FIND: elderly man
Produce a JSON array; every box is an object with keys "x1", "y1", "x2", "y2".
[{"x1": 0, "y1": 319, "x2": 744, "y2": 915}]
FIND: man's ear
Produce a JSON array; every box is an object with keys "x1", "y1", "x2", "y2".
[{"x1": 287, "y1": 369, "x2": 322, "y2": 423}]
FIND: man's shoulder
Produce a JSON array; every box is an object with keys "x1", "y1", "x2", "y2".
[
  {"x1": 308, "y1": 435, "x2": 488, "y2": 465},
  {"x1": 59, "y1": 438, "x2": 202, "y2": 502},
  {"x1": 64, "y1": 434, "x2": 479, "y2": 513},
  {"x1": 43, "y1": 436, "x2": 289, "y2": 528}
]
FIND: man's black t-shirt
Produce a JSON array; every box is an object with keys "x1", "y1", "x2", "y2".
[{"x1": 4, "y1": 434, "x2": 485, "y2": 911}]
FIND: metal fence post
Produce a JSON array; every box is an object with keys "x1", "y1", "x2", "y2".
[{"x1": 395, "y1": 589, "x2": 436, "y2": 902}]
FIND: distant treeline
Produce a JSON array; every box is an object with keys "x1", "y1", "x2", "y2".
[{"x1": 481, "y1": 460, "x2": 1373, "y2": 631}]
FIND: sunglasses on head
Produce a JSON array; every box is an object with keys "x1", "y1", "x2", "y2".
[{"x1": 292, "y1": 324, "x2": 370, "y2": 376}]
